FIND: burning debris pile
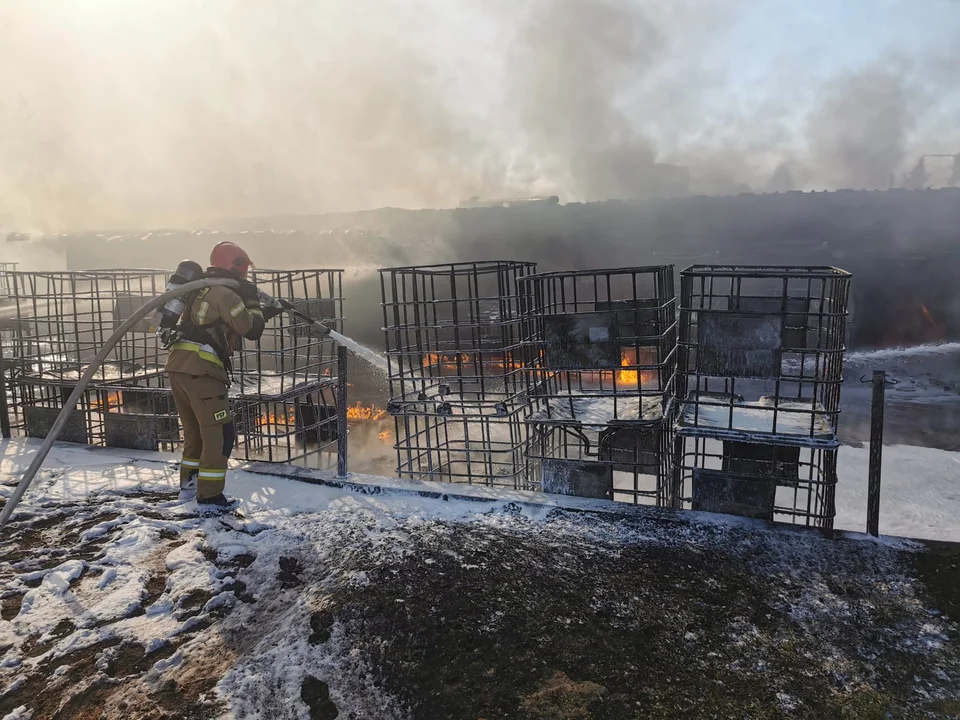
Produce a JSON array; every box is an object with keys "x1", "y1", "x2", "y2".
[{"x1": 345, "y1": 401, "x2": 387, "y2": 422}]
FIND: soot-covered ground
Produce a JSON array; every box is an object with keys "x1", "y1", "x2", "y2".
[{"x1": 0, "y1": 442, "x2": 959, "y2": 719}]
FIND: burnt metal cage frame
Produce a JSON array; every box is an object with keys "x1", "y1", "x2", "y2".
[
  {"x1": 673, "y1": 437, "x2": 839, "y2": 527},
  {"x1": 231, "y1": 268, "x2": 345, "y2": 467},
  {"x1": 3, "y1": 268, "x2": 346, "y2": 469},
  {"x1": 381, "y1": 261, "x2": 536, "y2": 414},
  {"x1": 392, "y1": 406, "x2": 532, "y2": 488},
  {"x1": 0, "y1": 262, "x2": 18, "y2": 301},
  {"x1": 674, "y1": 265, "x2": 851, "y2": 445},
  {"x1": 380, "y1": 261, "x2": 537, "y2": 487},
  {"x1": 518, "y1": 266, "x2": 678, "y2": 504},
  {"x1": 5, "y1": 269, "x2": 173, "y2": 447},
  {"x1": 672, "y1": 264, "x2": 851, "y2": 527}
]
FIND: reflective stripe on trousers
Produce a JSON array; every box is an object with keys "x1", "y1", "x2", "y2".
[{"x1": 180, "y1": 457, "x2": 200, "y2": 484}]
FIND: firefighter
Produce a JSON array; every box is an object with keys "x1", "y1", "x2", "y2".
[{"x1": 165, "y1": 241, "x2": 281, "y2": 509}]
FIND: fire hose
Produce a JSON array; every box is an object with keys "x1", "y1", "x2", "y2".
[
  {"x1": 0, "y1": 279, "x2": 255, "y2": 530},
  {"x1": 0, "y1": 276, "x2": 346, "y2": 529},
  {"x1": 0, "y1": 278, "x2": 348, "y2": 529}
]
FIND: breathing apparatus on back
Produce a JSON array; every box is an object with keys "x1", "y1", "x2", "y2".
[
  {"x1": 154, "y1": 249, "x2": 283, "y2": 349},
  {"x1": 155, "y1": 260, "x2": 205, "y2": 347}
]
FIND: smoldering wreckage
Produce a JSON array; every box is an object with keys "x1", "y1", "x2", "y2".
[{"x1": 2, "y1": 193, "x2": 960, "y2": 719}]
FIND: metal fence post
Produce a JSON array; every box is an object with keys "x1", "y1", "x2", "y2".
[
  {"x1": 336, "y1": 345, "x2": 348, "y2": 478},
  {"x1": 0, "y1": 337, "x2": 11, "y2": 439},
  {"x1": 866, "y1": 369, "x2": 886, "y2": 537}
]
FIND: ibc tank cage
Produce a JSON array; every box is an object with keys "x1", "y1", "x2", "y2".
[
  {"x1": 230, "y1": 268, "x2": 345, "y2": 467},
  {"x1": 672, "y1": 265, "x2": 851, "y2": 527},
  {"x1": 3, "y1": 269, "x2": 174, "y2": 449},
  {"x1": 379, "y1": 261, "x2": 537, "y2": 487},
  {"x1": 518, "y1": 265, "x2": 677, "y2": 504},
  {"x1": 1, "y1": 267, "x2": 346, "y2": 469}
]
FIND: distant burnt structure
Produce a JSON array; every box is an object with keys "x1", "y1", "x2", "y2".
[
  {"x1": 458, "y1": 195, "x2": 560, "y2": 208},
  {"x1": 30, "y1": 187, "x2": 960, "y2": 353}
]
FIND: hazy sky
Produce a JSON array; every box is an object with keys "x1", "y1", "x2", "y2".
[{"x1": 0, "y1": 0, "x2": 957, "y2": 231}]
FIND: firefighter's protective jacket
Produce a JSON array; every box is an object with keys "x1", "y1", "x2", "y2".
[{"x1": 164, "y1": 283, "x2": 265, "y2": 384}]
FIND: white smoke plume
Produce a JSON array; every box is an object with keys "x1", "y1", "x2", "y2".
[{"x1": 0, "y1": 0, "x2": 957, "y2": 233}]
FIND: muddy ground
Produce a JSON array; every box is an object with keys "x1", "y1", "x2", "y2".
[{"x1": 1, "y1": 486, "x2": 959, "y2": 719}]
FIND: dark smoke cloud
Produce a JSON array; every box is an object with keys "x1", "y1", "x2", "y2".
[
  {"x1": 507, "y1": 0, "x2": 663, "y2": 201},
  {"x1": 806, "y1": 64, "x2": 917, "y2": 190}
]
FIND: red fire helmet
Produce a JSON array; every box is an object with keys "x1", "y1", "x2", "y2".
[{"x1": 209, "y1": 241, "x2": 253, "y2": 278}]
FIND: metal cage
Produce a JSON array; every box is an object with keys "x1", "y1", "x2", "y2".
[
  {"x1": 2, "y1": 268, "x2": 346, "y2": 468},
  {"x1": 5, "y1": 270, "x2": 174, "y2": 448},
  {"x1": 673, "y1": 436, "x2": 839, "y2": 526},
  {"x1": 231, "y1": 268, "x2": 345, "y2": 467},
  {"x1": 672, "y1": 265, "x2": 851, "y2": 526},
  {"x1": 0, "y1": 263, "x2": 18, "y2": 301},
  {"x1": 380, "y1": 261, "x2": 537, "y2": 486},
  {"x1": 518, "y1": 266, "x2": 677, "y2": 504}
]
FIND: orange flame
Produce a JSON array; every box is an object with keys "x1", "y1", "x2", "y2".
[
  {"x1": 346, "y1": 401, "x2": 387, "y2": 422},
  {"x1": 91, "y1": 391, "x2": 123, "y2": 410},
  {"x1": 378, "y1": 429, "x2": 392, "y2": 442},
  {"x1": 259, "y1": 410, "x2": 297, "y2": 427},
  {"x1": 421, "y1": 352, "x2": 523, "y2": 371},
  {"x1": 608, "y1": 348, "x2": 658, "y2": 386},
  {"x1": 920, "y1": 304, "x2": 945, "y2": 338}
]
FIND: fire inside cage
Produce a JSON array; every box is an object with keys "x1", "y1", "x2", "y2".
[
  {"x1": 518, "y1": 266, "x2": 677, "y2": 505},
  {"x1": 1, "y1": 268, "x2": 345, "y2": 468},
  {"x1": 671, "y1": 265, "x2": 851, "y2": 528},
  {"x1": 380, "y1": 261, "x2": 537, "y2": 488}
]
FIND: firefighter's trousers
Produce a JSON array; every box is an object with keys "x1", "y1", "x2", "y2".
[{"x1": 168, "y1": 371, "x2": 236, "y2": 499}]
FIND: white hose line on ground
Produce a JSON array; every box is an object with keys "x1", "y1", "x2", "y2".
[{"x1": 0, "y1": 277, "x2": 239, "y2": 530}]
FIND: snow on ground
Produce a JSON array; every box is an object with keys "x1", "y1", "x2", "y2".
[
  {"x1": 836, "y1": 443, "x2": 960, "y2": 541},
  {"x1": 0, "y1": 438, "x2": 958, "y2": 718},
  {"x1": 0, "y1": 440, "x2": 531, "y2": 719}
]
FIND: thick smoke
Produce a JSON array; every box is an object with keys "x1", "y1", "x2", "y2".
[
  {"x1": 507, "y1": 0, "x2": 663, "y2": 201},
  {"x1": 0, "y1": 1, "x2": 957, "y2": 233},
  {"x1": 0, "y1": 1, "x2": 487, "y2": 231},
  {"x1": 806, "y1": 65, "x2": 916, "y2": 190}
]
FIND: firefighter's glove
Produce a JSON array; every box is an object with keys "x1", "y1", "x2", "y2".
[
  {"x1": 262, "y1": 305, "x2": 284, "y2": 322},
  {"x1": 236, "y1": 279, "x2": 260, "y2": 308}
]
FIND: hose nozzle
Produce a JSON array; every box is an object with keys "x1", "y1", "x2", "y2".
[{"x1": 257, "y1": 289, "x2": 283, "y2": 309}]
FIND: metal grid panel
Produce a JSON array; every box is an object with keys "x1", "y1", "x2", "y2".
[
  {"x1": 231, "y1": 384, "x2": 340, "y2": 468},
  {"x1": 380, "y1": 261, "x2": 536, "y2": 413},
  {"x1": 380, "y1": 261, "x2": 536, "y2": 486},
  {"x1": 518, "y1": 265, "x2": 677, "y2": 420},
  {"x1": 237, "y1": 269, "x2": 344, "y2": 395},
  {"x1": 672, "y1": 435, "x2": 838, "y2": 528},
  {"x1": 392, "y1": 406, "x2": 531, "y2": 489},
  {"x1": 0, "y1": 263, "x2": 18, "y2": 300},
  {"x1": 6, "y1": 269, "x2": 172, "y2": 445},
  {"x1": 675, "y1": 265, "x2": 851, "y2": 446},
  {"x1": 525, "y1": 422, "x2": 671, "y2": 505}
]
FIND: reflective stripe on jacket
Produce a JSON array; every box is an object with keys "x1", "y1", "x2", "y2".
[{"x1": 165, "y1": 284, "x2": 264, "y2": 383}]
